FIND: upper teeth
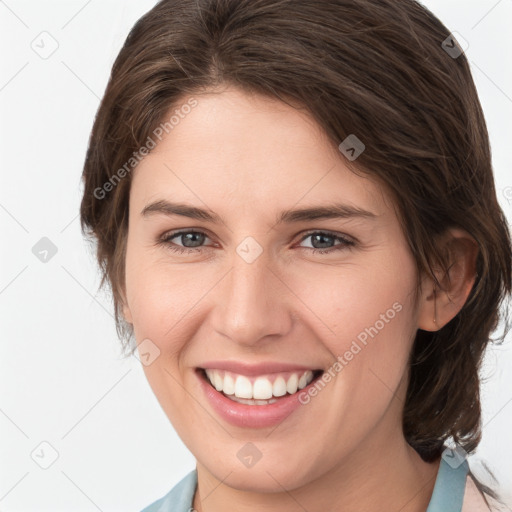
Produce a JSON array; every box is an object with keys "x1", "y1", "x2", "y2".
[{"x1": 204, "y1": 369, "x2": 315, "y2": 400}]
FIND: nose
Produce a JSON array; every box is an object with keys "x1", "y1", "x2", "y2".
[{"x1": 210, "y1": 251, "x2": 294, "y2": 347}]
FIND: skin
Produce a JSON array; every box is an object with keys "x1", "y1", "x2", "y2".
[{"x1": 121, "y1": 85, "x2": 478, "y2": 512}]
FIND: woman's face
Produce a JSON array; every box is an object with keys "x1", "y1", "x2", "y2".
[{"x1": 123, "y1": 86, "x2": 423, "y2": 491}]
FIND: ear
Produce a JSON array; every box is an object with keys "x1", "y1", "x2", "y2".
[
  {"x1": 417, "y1": 228, "x2": 479, "y2": 332},
  {"x1": 122, "y1": 303, "x2": 133, "y2": 324},
  {"x1": 119, "y1": 286, "x2": 133, "y2": 324}
]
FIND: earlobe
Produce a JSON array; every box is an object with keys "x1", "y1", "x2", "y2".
[
  {"x1": 417, "y1": 281, "x2": 438, "y2": 332},
  {"x1": 122, "y1": 303, "x2": 133, "y2": 324},
  {"x1": 417, "y1": 228, "x2": 479, "y2": 332},
  {"x1": 120, "y1": 288, "x2": 133, "y2": 324}
]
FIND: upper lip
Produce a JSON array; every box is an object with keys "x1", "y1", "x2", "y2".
[{"x1": 198, "y1": 360, "x2": 322, "y2": 376}]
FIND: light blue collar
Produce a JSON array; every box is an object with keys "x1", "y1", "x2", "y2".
[
  {"x1": 426, "y1": 457, "x2": 469, "y2": 512},
  {"x1": 140, "y1": 470, "x2": 197, "y2": 512}
]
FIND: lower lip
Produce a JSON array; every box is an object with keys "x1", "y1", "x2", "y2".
[{"x1": 197, "y1": 370, "x2": 322, "y2": 429}]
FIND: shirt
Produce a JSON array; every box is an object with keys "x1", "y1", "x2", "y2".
[{"x1": 139, "y1": 457, "x2": 496, "y2": 512}]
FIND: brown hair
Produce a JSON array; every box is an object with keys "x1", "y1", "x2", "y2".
[{"x1": 79, "y1": 0, "x2": 511, "y2": 503}]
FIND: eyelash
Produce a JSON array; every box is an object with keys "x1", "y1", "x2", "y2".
[{"x1": 157, "y1": 229, "x2": 355, "y2": 255}]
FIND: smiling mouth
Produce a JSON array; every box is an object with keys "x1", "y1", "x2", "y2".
[{"x1": 198, "y1": 368, "x2": 324, "y2": 405}]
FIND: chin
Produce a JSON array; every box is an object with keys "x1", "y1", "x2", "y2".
[{"x1": 199, "y1": 454, "x2": 318, "y2": 494}]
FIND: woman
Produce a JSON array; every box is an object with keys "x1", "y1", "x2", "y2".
[{"x1": 79, "y1": 0, "x2": 512, "y2": 510}]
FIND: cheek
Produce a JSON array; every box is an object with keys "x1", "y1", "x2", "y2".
[
  {"x1": 126, "y1": 275, "x2": 188, "y2": 354},
  {"x1": 124, "y1": 245, "x2": 217, "y2": 366},
  {"x1": 124, "y1": 241, "x2": 181, "y2": 345},
  {"x1": 125, "y1": 252, "x2": 196, "y2": 416},
  {"x1": 292, "y1": 249, "x2": 416, "y2": 336},
  {"x1": 294, "y1": 248, "x2": 418, "y2": 387}
]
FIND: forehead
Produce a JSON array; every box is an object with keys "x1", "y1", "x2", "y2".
[{"x1": 130, "y1": 87, "x2": 391, "y2": 221}]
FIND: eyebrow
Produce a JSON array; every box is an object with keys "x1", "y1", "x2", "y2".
[{"x1": 140, "y1": 199, "x2": 378, "y2": 225}]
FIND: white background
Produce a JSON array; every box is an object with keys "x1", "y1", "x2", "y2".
[{"x1": 0, "y1": 1, "x2": 511, "y2": 510}]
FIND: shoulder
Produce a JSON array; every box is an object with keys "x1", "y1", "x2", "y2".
[
  {"x1": 462, "y1": 474, "x2": 512, "y2": 512},
  {"x1": 139, "y1": 470, "x2": 197, "y2": 512}
]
